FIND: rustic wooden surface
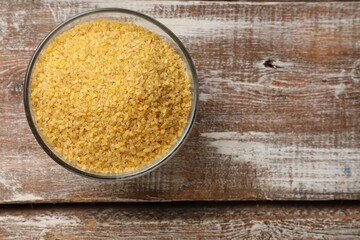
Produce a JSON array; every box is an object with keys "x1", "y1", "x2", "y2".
[
  {"x1": 0, "y1": 202, "x2": 359, "y2": 240},
  {"x1": 1, "y1": 1, "x2": 360, "y2": 203}
]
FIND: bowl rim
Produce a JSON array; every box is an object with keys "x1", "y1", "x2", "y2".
[{"x1": 23, "y1": 8, "x2": 199, "y2": 180}]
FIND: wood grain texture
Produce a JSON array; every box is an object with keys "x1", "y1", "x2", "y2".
[
  {"x1": 1, "y1": 202, "x2": 360, "y2": 240},
  {"x1": 1, "y1": 1, "x2": 360, "y2": 203}
]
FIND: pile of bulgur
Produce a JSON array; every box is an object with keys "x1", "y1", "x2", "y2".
[{"x1": 31, "y1": 20, "x2": 191, "y2": 174}]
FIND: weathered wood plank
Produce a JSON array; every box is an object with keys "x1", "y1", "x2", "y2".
[
  {"x1": 1, "y1": 1, "x2": 360, "y2": 203},
  {"x1": 1, "y1": 202, "x2": 360, "y2": 239}
]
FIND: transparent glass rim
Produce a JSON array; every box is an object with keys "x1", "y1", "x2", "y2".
[{"x1": 23, "y1": 8, "x2": 199, "y2": 180}]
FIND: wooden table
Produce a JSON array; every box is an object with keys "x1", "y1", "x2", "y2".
[{"x1": 1, "y1": 0, "x2": 360, "y2": 238}]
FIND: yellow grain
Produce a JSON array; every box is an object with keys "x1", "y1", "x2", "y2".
[{"x1": 31, "y1": 20, "x2": 191, "y2": 174}]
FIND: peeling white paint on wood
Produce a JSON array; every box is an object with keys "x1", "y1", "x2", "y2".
[
  {"x1": 351, "y1": 59, "x2": 360, "y2": 83},
  {"x1": 334, "y1": 83, "x2": 347, "y2": 98},
  {"x1": 0, "y1": 175, "x2": 43, "y2": 203},
  {"x1": 201, "y1": 131, "x2": 360, "y2": 198},
  {"x1": 0, "y1": 215, "x2": 80, "y2": 228},
  {"x1": 8, "y1": 193, "x2": 43, "y2": 202}
]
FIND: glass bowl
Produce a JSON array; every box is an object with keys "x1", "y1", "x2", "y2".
[{"x1": 23, "y1": 8, "x2": 198, "y2": 180}]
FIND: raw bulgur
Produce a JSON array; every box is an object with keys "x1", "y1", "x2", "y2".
[{"x1": 31, "y1": 20, "x2": 192, "y2": 174}]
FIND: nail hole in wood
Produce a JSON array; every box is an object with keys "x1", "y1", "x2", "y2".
[{"x1": 264, "y1": 59, "x2": 281, "y2": 69}]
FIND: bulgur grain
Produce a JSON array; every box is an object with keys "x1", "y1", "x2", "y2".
[{"x1": 31, "y1": 20, "x2": 192, "y2": 174}]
